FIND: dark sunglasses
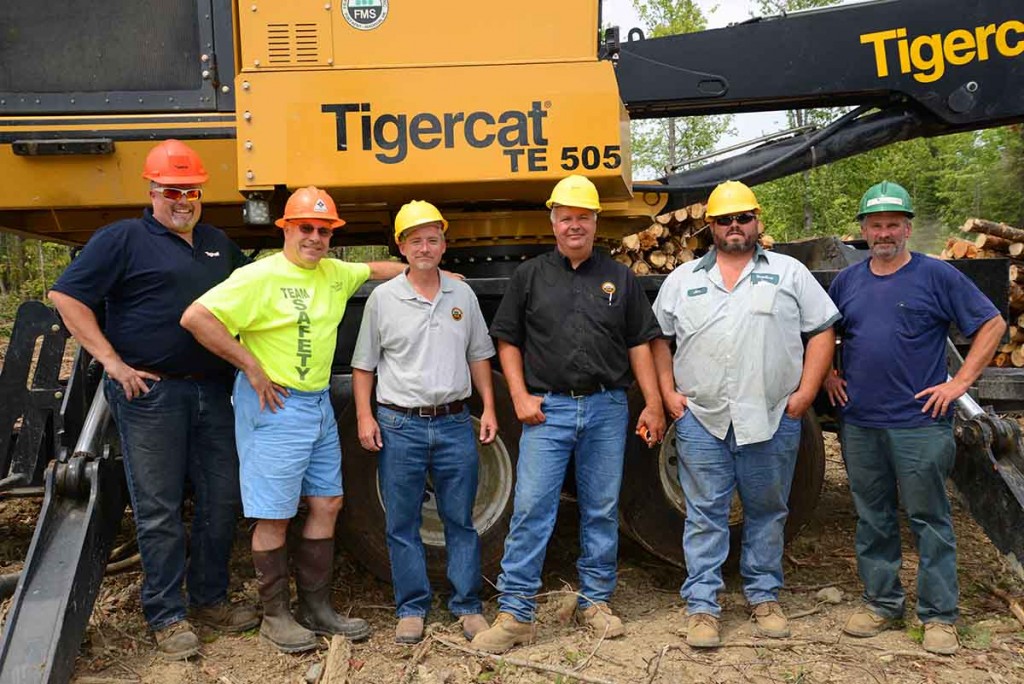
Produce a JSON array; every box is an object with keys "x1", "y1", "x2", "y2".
[
  {"x1": 297, "y1": 223, "x2": 333, "y2": 238},
  {"x1": 155, "y1": 187, "x2": 203, "y2": 202},
  {"x1": 713, "y1": 212, "x2": 757, "y2": 227}
]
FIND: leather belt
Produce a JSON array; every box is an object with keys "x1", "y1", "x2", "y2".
[
  {"x1": 378, "y1": 401, "x2": 466, "y2": 418},
  {"x1": 136, "y1": 367, "x2": 219, "y2": 382},
  {"x1": 529, "y1": 386, "x2": 607, "y2": 398}
]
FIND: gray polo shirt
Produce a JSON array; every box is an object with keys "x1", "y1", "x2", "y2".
[
  {"x1": 652, "y1": 246, "x2": 839, "y2": 446},
  {"x1": 351, "y1": 271, "x2": 495, "y2": 407}
]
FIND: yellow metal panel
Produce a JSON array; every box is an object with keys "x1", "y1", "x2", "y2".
[
  {"x1": 239, "y1": 0, "x2": 598, "y2": 71},
  {"x1": 238, "y1": 0, "x2": 334, "y2": 70},
  {"x1": 237, "y1": 60, "x2": 631, "y2": 205}
]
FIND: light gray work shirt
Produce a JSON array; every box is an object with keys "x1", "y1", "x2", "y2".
[
  {"x1": 652, "y1": 246, "x2": 839, "y2": 446},
  {"x1": 351, "y1": 271, "x2": 495, "y2": 407}
]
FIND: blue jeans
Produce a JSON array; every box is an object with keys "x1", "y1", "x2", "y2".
[
  {"x1": 105, "y1": 376, "x2": 241, "y2": 630},
  {"x1": 841, "y1": 422, "x2": 958, "y2": 623},
  {"x1": 675, "y1": 411, "x2": 801, "y2": 616},
  {"x1": 378, "y1": 405, "x2": 482, "y2": 618},
  {"x1": 497, "y1": 389, "x2": 629, "y2": 622}
]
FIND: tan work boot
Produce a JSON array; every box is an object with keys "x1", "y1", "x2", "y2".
[
  {"x1": 470, "y1": 612, "x2": 536, "y2": 653},
  {"x1": 578, "y1": 602, "x2": 625, "y2": 638},
  {"x1": 395, "y1": 616, "x2": 425, "y2": 644},
  {"x1": 842, "y1": 606, "x2": 895, "y2": 638},
  {"x1": 751, "y1": 601, "x2": 791, "y2": 638},
  {"x1": 252, "y1": 546, "x2": 318, "y2": 654},
  {"x1": 922, "y1": 622, "x2": 960, "y2": 655},
  {"x1": 686, "y1": 613, "x2": 721, "y2": 648},
  {"x1": 189, "y1": 600, "x2": 260, "y2": 633},
  {"x1": 459, "y1": 613, "x2": 489, "y2": 641},
  {"x1": 154, "y1": 619, "x2": 200, "y2": 661}
]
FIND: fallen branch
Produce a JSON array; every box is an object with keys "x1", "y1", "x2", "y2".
[
  {"x1": 645, "y1": 645, "x2": 669, "y2": 684},
  {"x1": 788, "y1": 603, "x2": 825, "y2": 620},
  {"x1": 322, "y1": 634, "x2": 352, "y2": 684},
  {"x1": 400, "y1": 635, "x2": 434, "y2": 684},
  {"x1": 985, "y1": 584, "x2": 1024, "y2": 629},
  {"x1": 434, "y1": 637, "x2": 619, "y2": 684}
]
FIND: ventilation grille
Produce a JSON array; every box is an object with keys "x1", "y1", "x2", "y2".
[{"x1": 267, "y1": 23, "x2": 320, "y2": 65}]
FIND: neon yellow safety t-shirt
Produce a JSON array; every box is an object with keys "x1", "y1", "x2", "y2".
[{"x1": 197, "y1": 252, "x2": 371, "y2": 391}]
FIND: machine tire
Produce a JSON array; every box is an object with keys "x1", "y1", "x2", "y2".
[
  {"x1": 336, "y1": 371, "x2": 520, "y2": 584},
  {"x1": 618, "y1": 384, "x2": 825, "y2": 569}
]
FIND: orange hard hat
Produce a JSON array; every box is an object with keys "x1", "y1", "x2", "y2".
[
  {"x1": 142, "y1": 139, "x2": 209, "y2": 185},
  {"x1": 275, "y1": 186, "x2": 346, "y2": 229}
]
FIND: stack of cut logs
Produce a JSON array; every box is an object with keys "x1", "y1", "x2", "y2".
[
  {"x1": 942, "y1": 218, "x2": 1024, "y2": 368},
  {"x1": 611, "y1": 202, "x2": 778, "y2": 275}
]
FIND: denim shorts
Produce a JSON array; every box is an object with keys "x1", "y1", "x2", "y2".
[{"x1": 233, "y1": 373, "x2": 343, "y2": 519}]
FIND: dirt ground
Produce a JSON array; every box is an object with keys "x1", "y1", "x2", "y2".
[{"x1": 3, "y1": 435, "x2": 1024, "y2": 684}]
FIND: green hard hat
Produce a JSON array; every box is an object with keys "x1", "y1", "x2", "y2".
[{"x1": 857, "y1": 180, "x2": 914, "y2": 220}]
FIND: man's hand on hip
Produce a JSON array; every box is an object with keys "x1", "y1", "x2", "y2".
[
  {"x1": 245, "y1": 366, "x2": 289, "y2": 412},
  {"x1": 915, "y1": 378, "x2": 969, "y2": 418},
  {"x1": 106, "y1": 359, "x2": 161, "y2": 400},
  {"x1": 513, "y1": 393, "x2": 545, "y2": 425},
  {"x1": 785, "y1": 388, "x2": 815, "y2": 419},
  {"x1": 663, "y1": 391, "x2": 688, "y2": 421}
]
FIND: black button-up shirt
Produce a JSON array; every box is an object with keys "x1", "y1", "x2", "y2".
[{"x1": 489, "y1": 248, "x2": 660, "y2": 393}]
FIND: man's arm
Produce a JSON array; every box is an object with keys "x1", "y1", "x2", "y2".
[
  {"x1": 469, "y1": 359, "x2": 498, "y2": 444},
  {"x1": 365, "y1": 261, "x2": 405, "y2": 280},
  {"x1": 916, "y1": 313, "x2": 1006, "y2": 417},
  {"x1": 786, "y1": 327, "x2": 836, "y2": 418},
  {"x1": 497, "y1": 340, "x2": 544, "y2": 425},
  {"x1": 352, "y1": 368, "x2": 382, "y2": 452},
  {"x1": 628, "y1": 342, "x2": 666, "y2": 445},
  {"x1": 180, "y1": 302, "x2": 288, "y2": 411},
  {"x1": 48, "y1": 290, "x2": 160, "y2": 399},
  {"x1": 651, "y1": 337, "x2": 687, "y2": 421}
]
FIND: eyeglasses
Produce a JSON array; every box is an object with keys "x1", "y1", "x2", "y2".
[
  {"x1": 155, "y1": 187, "x2": 203, "y2": 202},
  {"x1": 297, "y1": 223, "x2": 333, "y2": 238},
  {"x1": 712, "y1": 212, "x2": 757, "y2": 227}
]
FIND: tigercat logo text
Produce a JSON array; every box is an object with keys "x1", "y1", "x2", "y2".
[
  {"x1": 321, "y1": 101, "x2": 549, "y2": 164},
  {"x1": 860, "y1": 20, "x2": 1023, "y2": 84}
]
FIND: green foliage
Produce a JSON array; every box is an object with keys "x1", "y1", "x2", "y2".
[
  {"x1": 629, "y1": 0, "x2": 734, "y2": 179},
  {"x1": 0, "y1": 237, "x2": 71, "y2": 336}
]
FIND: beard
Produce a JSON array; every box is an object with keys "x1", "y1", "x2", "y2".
[
  {"x1": 714, "y1": 231, "x2": 757, "y2": 253},
  {"x1": 870, "y1": 241, "x2": 902, "y2": 259}
]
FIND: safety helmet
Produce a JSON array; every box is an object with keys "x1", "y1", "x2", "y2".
[
  {"x1": 275, "y1": 186, "x2": 346, "y2": 229},
  {"x1": 857, "y1": 181, "x2": 914, "y2": 220},
  {"x1": 394, "y1": 200, "x2": 448, "y2": 243},
  {"x1": 141, "y1": 139, "x2": 209, "y2": 185},
  {"x1": 546, "y1": 174, "x2": 602, "y2": 213},
  {"x1": 705, "y1": 180, "x2": 761, "y2": 218}
]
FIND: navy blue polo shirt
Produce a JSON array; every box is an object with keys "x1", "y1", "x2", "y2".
[{"x1": 51, "y1": 208, "x2": 247, "y2": 377}]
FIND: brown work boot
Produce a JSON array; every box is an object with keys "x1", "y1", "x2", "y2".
[
  {"x1": 842, "y1": 606, "x2": 895, "y2": 638},
  {"x1": 922, "y1": 622, "x2": 960, "y2": 655},
  {"x1": 578, "y1": 602, "x2": 625, "y2": 638},
  {"x1": 686, "y1": 613, "x2": 721, "y2": 648},
  {"x1": 252, "y1": 546, "x2": 318, "y2": 653},
  {"x1": 154, "y1": 619, "x2": 200, "y2": 661},
  {"x1": 294, "y1": 538, "x2": 371, "y2": 641},
  {"x1": 395, "y1": 616, "x2": 425, "y2": 644},
  {"x1": 459, "y1": 613, "x2": 489, "y2": 641},
  {"x1": 189, "y1": 600, "x2": 260, "y2": 633},
  {"x1": 751, "y1": 601, "x2": 790, "y2": 638},
  {"x1": 470, "y1": 612, "x2": 536, "y2": 653}
]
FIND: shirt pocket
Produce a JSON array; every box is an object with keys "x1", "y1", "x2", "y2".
[
  {"x1": 680, "y1": 288, "x2": 711, "y2": 331},
  {"x1": 897, "y1": 303, "x2": 938, "y2": 339},
  {"x1": 750, "y1": 281, "x2": 779, "y2": 314}
]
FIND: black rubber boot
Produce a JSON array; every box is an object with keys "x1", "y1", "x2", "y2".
[
  {"x1": 252, "y1": 546, "x2": 318, "y2": 653},
  {"x1": 294, "y1": 538, "x2": 371, "y2": 641}
]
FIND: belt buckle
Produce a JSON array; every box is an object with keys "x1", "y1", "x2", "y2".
[
  {"x1": 418, "y1": 406, "x2": 437, "y2": 418},
  {"x1": 569, "y1": 389, "x2": 587, "y2": 399}
]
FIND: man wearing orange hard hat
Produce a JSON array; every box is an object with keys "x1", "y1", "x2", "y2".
[
  {"x1": 181, "y1": 186, "x2": 405, "y2": 653},
  {"x1": 49, "y1": 139, "x2": 255, "y2": 660}
]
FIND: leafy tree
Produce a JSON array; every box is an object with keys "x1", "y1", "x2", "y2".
[{"x1": 628, "y1": 0, "x2": 734, "y2": 180}]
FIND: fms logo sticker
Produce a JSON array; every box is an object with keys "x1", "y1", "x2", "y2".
[{"x1": 342, "y1": 0, "x2": 388, "y2": 31}]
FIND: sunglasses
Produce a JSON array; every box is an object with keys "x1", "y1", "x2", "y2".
[
  {"x1": 155, "y1": 187, "x2": 203, "y2": 202},
  {"x1": 297, "y1": 223, "x2": 333, "y2": 238},
  {"x1": 712, "y1": 212, "x2": 757, "y2": 227}
]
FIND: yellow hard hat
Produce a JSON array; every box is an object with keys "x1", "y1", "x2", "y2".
[
  {"x1": 394, "y1": 200, "x2": 448, "y2": 243},
  {"x1": 705, "y1": 180, "x2": 761, "y2": 218},
  {"x1": 546, "y1": 174, "x2": 602, "y2": 213}
]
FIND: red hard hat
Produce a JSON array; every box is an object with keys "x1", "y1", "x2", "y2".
[
  {"x1": 275, "y1": 186, "x2": 346, "y2": 229},
  {"x1": 142, "y1": 139, "x2": 209, "y2": 185}
]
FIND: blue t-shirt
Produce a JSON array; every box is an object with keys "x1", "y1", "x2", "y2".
[
  {"x1": 51, "y1": 209, "x2": 247, "y2": 377},
  {"x1": 828, "y1": 252, "x2": 998, "y2": 428}
]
